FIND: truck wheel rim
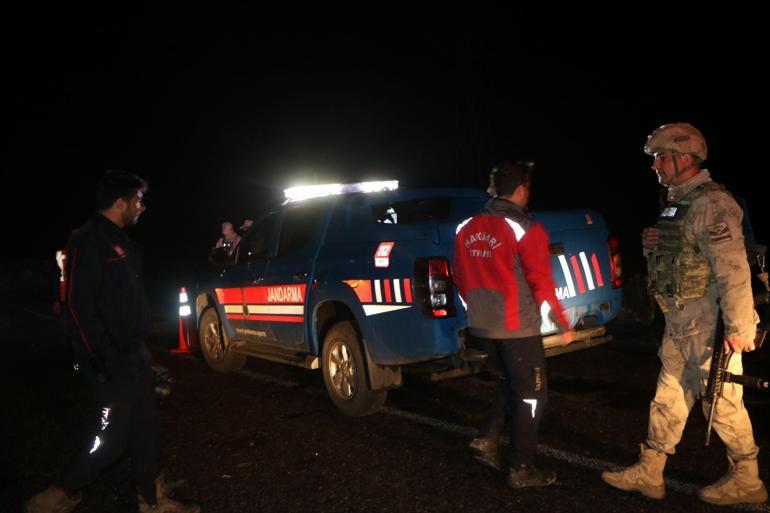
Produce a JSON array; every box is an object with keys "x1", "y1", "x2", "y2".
[
  {"x1": 328, "y1": 340, "x2": 356, "y2": 399},
  {"x1": 204, "y1": 322, "x2": 224, "y2": 360}
]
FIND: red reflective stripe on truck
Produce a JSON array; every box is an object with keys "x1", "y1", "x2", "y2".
[
  {"x1": 227, "y1": 313, "x2": 304, "y2": 322},
  {"x1": 216, "y1": 287, "x2": 243, "y2": 304},
  {"x1": 570, "y1": 255, "x2": 586, "y2": 294},
  {"x1": 243, "y1": 284, "x2": 306, "y2": 304},
  {"x1": 343, "y1": 280, "x2": 373, "y2": 303},
  {"x1": 403, "y1": 278, "x2": 413, "y2": 303},
  {"x1": 344, "y1": 278, "x2": 415, "y2": 305},
  {"x1": 590, "y1": 253, "x2": 604, "y2": 287},
  {"x1": 246, "y1": 314, "x2": 304, "y2": 323}
]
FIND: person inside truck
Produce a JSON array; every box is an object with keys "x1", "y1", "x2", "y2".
[
  {"x1": 210, "y1": 221, "x2": 242, "y2": 262},
  {"x1": 601, "y1": 122, "x2": 767, "y2": 505},
  {"x1": 454, "y1": 160, "x2": 575, "y2": 489}
]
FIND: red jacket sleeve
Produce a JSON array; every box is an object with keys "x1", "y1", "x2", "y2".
[{"x1": 517, "y1": 223, "x2": 570, "y2": 330}]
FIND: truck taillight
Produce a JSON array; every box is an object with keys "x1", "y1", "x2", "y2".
[
  {"x1": 415, "y1": 257, "x2": 456, "y2": 318},
  {"x1": 179, "y1": 286, "x2": 191, "y2": 317},
  {"x1": 608, "y1": 236, "x2": 622, "y2": 288}
]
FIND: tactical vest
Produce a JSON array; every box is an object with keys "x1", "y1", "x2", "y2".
[{"x1": 649, "y1": 181, "x2": 725, "y2": 300}]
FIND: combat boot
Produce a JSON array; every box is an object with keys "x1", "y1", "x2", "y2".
[
  {"x1": 697, "y1": 457, "x2": 768, "y2": 505},
  {"x1": 24, "y1": 486, "x2": 81, "y2": 513},
  {"x1": 601, "y1": 444, "x2": 666, "y2": 499},
  {"x1": 469, "y1": 436, "x2": 502, "y2": 470},
  {"x1": 507, "y1": 464, "x2": 557, "y2": 488},
  {"x1": 138, "y1": 475, "x2": 200, "y2": 513}
]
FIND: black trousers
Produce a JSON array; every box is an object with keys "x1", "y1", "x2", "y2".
[
  {"x1": 477, "y1": 334, "x2": 547, "y2": 468},
  {"x1": 59, "y1": 350, "x2": 160, "y2": 503}
]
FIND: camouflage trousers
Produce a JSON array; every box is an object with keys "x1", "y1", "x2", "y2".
[{"x1": 647, "y1": 292, "x2": 759, "y2": 461}]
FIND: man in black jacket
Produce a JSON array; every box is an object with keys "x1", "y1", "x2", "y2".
[{"x1": 25, "y1": 170, "x2": 198, "y2": 513}]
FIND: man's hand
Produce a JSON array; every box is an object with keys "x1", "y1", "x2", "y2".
[
  {"x1": 561, "y1": 329, "x2": 576, "y2": 346},
  {"x1": 642, "y1": 227, "x2": 660, "y2": 251},
  {"x1": 724, "y1": 336, "x2": 754, "y2": 354}
]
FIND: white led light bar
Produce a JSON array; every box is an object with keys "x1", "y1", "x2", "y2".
[{"x1": 284, "y1": 180, "x2": 399, "y2": 202}]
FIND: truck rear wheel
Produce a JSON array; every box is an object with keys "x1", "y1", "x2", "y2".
[
  {"x1": 321, "y1": 321, "x2": 387, "y2": 416},
  {"x1": 199, "y1": 307, "x2": 246, "y2": 372}
]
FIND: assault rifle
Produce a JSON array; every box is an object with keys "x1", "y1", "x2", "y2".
[
  {"x1": 704, "y1": 233, "x2": 769, "y2": 445},
  {"x1": 705, "y1": 339, "x2": 769, "y2": 446}
]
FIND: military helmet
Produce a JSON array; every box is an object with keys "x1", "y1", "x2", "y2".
[{"x1": 644, "y1": 122, "x2": 707, "y2": 162}]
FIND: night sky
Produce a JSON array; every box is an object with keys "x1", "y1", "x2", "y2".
[{"x1": 7, "y1": 6, "x2": 767, "y2": 304}]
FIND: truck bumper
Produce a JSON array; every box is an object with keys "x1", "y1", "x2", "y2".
[
  {"x1": 542, "y1": 326, "x2": 612, "y2": 357},
  {"x1": 426, "y1": 326, "x2": 613, "y2": 381}
]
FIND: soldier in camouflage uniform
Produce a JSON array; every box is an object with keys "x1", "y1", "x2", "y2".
[{"x1": 601, "y1": 123, "x2": 767, "y2": 505}]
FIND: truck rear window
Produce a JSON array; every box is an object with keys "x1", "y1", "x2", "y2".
[{"x1": 371, "y1": 198, "x2": 452, "y2": 224}]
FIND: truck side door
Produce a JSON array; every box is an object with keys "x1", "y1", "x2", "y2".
[
  {"x1": 230, "y1": 213, "x2": 278, "y2": 343},
  {"x1": 256, "y1": 201, "x2": 329, "y2": 351}
]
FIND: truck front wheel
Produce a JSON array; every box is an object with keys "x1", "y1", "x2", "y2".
[
  {"x1": 321, "y1": 321, "x2": 387, "y2": 416},
  {"x1": 199, "y1": 307, "x2": 246, "y2": 373}
]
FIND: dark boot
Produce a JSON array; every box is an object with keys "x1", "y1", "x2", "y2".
[
  {"x1": 24, "y1": 486, "x2": 81, "y2": 513},
  {"x1": 469, "y1": 436, "x2": 502, "y2": 470},
  {"x1": 507, "y1": 464, "x2": 557, "y2": 488},
  {"x1": 138, "y1": 475, "x2": 200, "y2": 513}
]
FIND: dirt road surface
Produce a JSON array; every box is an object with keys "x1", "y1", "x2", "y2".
[{"x1": 2, "y1": 292, "x2": 768, "y2": 513}]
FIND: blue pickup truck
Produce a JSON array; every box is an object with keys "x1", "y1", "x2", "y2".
[{"x1": 177, "y1": 181, "x2": 622, "y2": 416}]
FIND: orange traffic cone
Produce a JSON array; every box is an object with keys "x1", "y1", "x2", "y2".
[{"x1": 172, "y1": 287, "x2": 198, "y2": 354}]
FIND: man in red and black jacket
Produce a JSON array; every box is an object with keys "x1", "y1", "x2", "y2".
[
  {"x1": 454, "y1": 161, "x2": 574, "y2": 489},
  {"x1": 25, "y1": 171, "x2": 199, "y2": 513}
]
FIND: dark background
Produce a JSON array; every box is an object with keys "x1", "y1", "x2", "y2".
[{"x1": 6, "y1": 6, "x2": 767, "y2": 310}]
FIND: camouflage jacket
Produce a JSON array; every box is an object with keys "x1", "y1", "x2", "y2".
[{"x1": 660, "y1": 170, "x2": 758, "y2": 342}]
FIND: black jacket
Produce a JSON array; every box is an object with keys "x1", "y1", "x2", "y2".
[{"x1": 65, "y1": 214, "x2": 152, "y2": 363}]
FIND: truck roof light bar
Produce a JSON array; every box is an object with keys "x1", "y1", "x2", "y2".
[{"x1": 284, "y1": 180, "x2": 399, "y2": 202}]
